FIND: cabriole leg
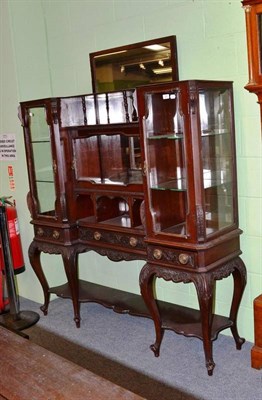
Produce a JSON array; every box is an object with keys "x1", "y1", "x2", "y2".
[
  {"x1": 28, "y1": 241, "x2": 50, "y2": 315},
  {"x1": 193, "y1": 273, "x2": 216, "y2": 376},
  {"x1": 62, "y1": 247, "x2": 80, "y2": 328},
  {"x1": 229, "y1": 257, "x2": 246, "y2": 349},
  {"x1": 140, "y1": 263, "x2": 164, "y2": 357}
]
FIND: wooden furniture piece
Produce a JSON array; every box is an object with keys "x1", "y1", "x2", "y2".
[
  {"x1": 19, "y1": 79, "x2": 246, "y2": 376},
  {"x1": 0, "y1": 325, "x2": 145, "y2": 400},
  {"x1": 243, "y1": 0, "x2": 262, "y2": 126},
  {"x1": 242, "y1": 0, "x2": 262, "y2": 369},
  {"x1": 136, "y1": 80, "x2": 246, "y2": 375},
  {"x1": 251, "y1": 294, "x2": 262, "y2": 369}
]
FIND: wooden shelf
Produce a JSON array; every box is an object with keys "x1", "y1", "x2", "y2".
[{"x1": 49, "y1": 280, "x2": 232, "y2": 342}]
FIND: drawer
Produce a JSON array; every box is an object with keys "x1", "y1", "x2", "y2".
[
  {"x1": 34, "y1": 226, "x2": 64, "y2": 243},
  {"x1": 79, "y1": 227, "x2": 146, "y2": 251},
  {"x1": 147, "y1": 245, "x2": 195, "y2": 269}
]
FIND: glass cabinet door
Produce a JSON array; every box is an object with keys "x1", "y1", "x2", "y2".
[
  {"x1": 143, "y1": 88, "x2": 188, "y2": 236},
  {"x1": 29, "y1": 107, "x2": 56, "y2": 217},
  {"x1": 199, "y1": 86, "x2": 235, "y2": 236}
]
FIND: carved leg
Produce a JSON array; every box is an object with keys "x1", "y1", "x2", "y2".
[
  {"x1": 28, "y1": 241, "x2": 50, "y2": 315},
  {"x1": 140, "y1": 263, "x2": 164, "y2": 357},
  {"x1": 193, "y1": 273, "x2": 216, "y2": 376},
  {"x1": 62, "y1": 247, "x2": 80, "y2": 328},
  {"x1": 229, "y1": 257, "x2": 246, "y2": 349}
]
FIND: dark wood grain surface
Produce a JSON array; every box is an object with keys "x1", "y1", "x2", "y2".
[{"x1": 0, "y1": 326, "x2": 145, "y2": 400}]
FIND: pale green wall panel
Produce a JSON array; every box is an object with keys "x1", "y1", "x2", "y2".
[
  {"x1": 245, "y1": 198, "x2": 262, "y2": 236},
  {"x1": 114, "y1": 0, "x2": 169, "y2": 20},
  {"x1": 94, "y1": 15, "x2": 145, "y2": 51},
  {"x1": 241, "y1": 236, "x2": 262, "y2": 274},
  {"x1": 240, "y1": 116, "x2": 262, "y2": 157},
  {"x1": 204, "y1": 1, "x2": 244, "y2": 37},
  {"x1": 42, "y1": 0, "x2": 71, "y2": 40},
  {"x1": 144, "y1": 1, "x2": 205, "y2": 44},
  {"x1": 75, "y1": 63, "x2": 93, "y2": 94},
  {"x1": 51, "y1": 65, "x2": 78, "y2": 95},
  {"x1": 155, "y1": 281, "x2": 192, "y2": 309},
  {"x1": 68, "y1": 0, "x2": 115, "y2": 31},
  {"x1": 8, "y1": 0, "x2": 52, "y2": 100},
  {"x1": 238, "y1": 157, "x2": 262, "y2": 198}
]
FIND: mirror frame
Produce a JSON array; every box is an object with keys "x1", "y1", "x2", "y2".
[{"x1": 89, "y1": 36, "x2": 179, "y2": 93}]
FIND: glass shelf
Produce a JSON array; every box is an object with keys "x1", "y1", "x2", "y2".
[
  {"x1": 162, "y1": 222, "x2": 186, "y2": 235},
  {"x1": 201, "y1": 129, "x2": 230, "y2": 137},
  {"x1": 86, "y1": 171, "x2": 142, "y2": 186},
  {"x1": 147, "y1": 133, "x2": 184, "y2": 140},
  {"x1": 36, "y1": 179, "x2": 54, "y2": 183},
  {"x1": 31, "y1": 139, "x2": 50, "y2": 143},
  {"x1": 151, "y1": 178, "x2": 187, "y2": 191}
]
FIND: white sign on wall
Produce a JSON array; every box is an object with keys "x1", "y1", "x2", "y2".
[{"x1": 0, "y1": 134, "x2": 17, "y2": 160}]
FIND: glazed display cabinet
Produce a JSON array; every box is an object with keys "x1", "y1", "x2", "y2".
[
  {"x1": 136, "y1": 80, "x2": 246, "y2": 375},
  {"x1": 19, "y1": 80, "x2": 246, "y2": 376}
]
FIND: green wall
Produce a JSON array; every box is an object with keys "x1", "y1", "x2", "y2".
[{"x1": 0, "y1": 0, "x2": 261, "y2": 342}]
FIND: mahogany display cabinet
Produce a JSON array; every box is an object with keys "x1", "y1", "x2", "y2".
[{"x1": 19, "y1": 80, "x2": 246, "y2": 375}]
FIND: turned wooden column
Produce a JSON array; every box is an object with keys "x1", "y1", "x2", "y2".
[{"x1": 251, "y1": 294, "x2": 262, "y2": 369}]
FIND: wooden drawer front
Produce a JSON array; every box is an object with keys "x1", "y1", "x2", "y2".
[
  {"x1": 79, "y1": 227, "x2": 146, "y2": 251},
  {"x1": 147, "y1": 245, "x2": 195, "y2": 269},
  {"x1": 35, "y1": 226, "x2": 64, "y2": 243}
]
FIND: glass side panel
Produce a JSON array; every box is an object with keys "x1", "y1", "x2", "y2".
[
  {"x1": 73, "y1": 134, "x2": 142, "y2": 185},
  {"x1": 30, "y1": 107, "x2": 50, "y2": 141},
  {"x1": 32, "y1": 142, "x2": 53, "y2": 182},
  {"x1": 145, "y1": 90, "x2": 183, "y2": 138},
  {"x1": 60, "y1": 96, "x2": 87, "y2": 127},
  {"x1": 199, "y1": 88, "x2": 231, "y2": 135},
  {"x1": 199, "y1": 88, "x2": 234, "y2": 235},
  {"x1": 144, "y1": 90, "x2": 187, "y2": 235},
  {"x1": 29, "y1": 107, "x2": 56, "y2": 216},
  {"x1": 36, "y1": 182, "x2": 56, "y2": 216},
  {"x1": 95, "y1": 91, "x2": 137, "y2": 124},
  {"x1": 60, "y1": 90, "x2": 137, "y2": 127}
]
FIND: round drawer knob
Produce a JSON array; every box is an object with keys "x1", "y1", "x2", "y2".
[
  {"x1": 129, "y1": 237, "x2": 138, "y2": 247},
  {"x1": 52, "y1": 230, "x2": 60, "y2": 239},
  {"x1": 37, "y1": 228, "x2": 44, "y2": 237},
  {"x1": 153, "y1": 249, "x2": 163, "y2": 260},
  {"x1": 94, "y1": 231, "x2": 101, "y2": 241},
  {"x1": 179, "y1": 253, "x2": 189, "y2": 265}
]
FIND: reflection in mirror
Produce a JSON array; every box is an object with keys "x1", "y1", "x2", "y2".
[{"x1": 90, "y1": 36, "x2": 179, "y2": 93}]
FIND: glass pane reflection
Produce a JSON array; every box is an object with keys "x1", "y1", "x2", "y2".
[
  {"x1": 199, "y1": 89, "x2": 234, "y2": 235},
  {"x1": 29, "y1": 107, "x2": 56, "y2": 216}
]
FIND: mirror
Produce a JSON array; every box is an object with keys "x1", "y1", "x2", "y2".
[{"x1": 90, "y1": 36, "x2": 179, "y2": 93}]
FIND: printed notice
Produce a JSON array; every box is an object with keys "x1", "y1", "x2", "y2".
[
  {"x1": 8, "y1": 165, "x2": 16, "y2": 191},
  {"x1": 0, "y1": 133, "x2": 17, "y2": 160}
]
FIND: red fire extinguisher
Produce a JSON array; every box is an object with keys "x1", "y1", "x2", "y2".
[
  {"x1": 0, "y1": 197, "x2": 25, "y2": 312},
  {"x1": 0, "y1": 236, "x2": 8, "y2": 313}
]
